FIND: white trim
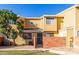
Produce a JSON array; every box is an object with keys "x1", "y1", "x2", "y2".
[
  {"x1": 26, "y1": 16, "x2": 40, "y2": 18},
  {"x1": 43, "y1": 15, "x2": 56, "y2": 17}
]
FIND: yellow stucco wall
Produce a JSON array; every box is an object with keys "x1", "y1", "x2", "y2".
[
  {"x1": 24, "y1": 17, "x2": 67, "y2": 37},
  {"x1": 24, "y1": 17, "x2": 58, "y2": 32},
  {"x1": 53, "y1": 17, "x2": 64, "y2": 37},
  {"x1": 44, "y1": 17, "x2": 57, "y2": 31},
  {"x1": 29, "y1": 19, "x2": 44, "y2": 30}
]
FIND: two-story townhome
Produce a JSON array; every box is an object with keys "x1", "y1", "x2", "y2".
[
  {"x1": 16, "y1": 15, "x2": 65, "y2": 48},
  {"x1": 1, "y1": 5, "x2": 79, "y2": 48}
]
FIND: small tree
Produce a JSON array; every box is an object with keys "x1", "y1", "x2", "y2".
[
  {"x1": 10, "y1": 29, "x2": 18, "y2": 45},
  {"x1": 16, "y1": 20, "x2": 24, "y2": 37},
  {"x1": 0, "y1": 9, "x2": 17, "y2": 45}
]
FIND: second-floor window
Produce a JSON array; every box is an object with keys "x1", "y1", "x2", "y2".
[{"x1": 46, "y1": 18, "x2": 55, "y2": 25}]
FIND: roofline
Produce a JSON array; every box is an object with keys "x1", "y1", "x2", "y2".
[
  {"x1": 25, "y1": 17, "x2": 42, "y2": 19},
  {"x1": 25, "y1": 15, "x2": 57, "y2": 19},
  {"x1": 43, "y1": 15, "x2": 56, "y2": 16},
  {"x1": 18, "y1": 15, "x2": 63, "y2": 20},
  {"x1": 56, "y1": 4, "x2": 79, "y2": 16}
]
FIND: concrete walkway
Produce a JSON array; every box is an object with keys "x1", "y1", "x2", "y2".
[
  {"x1": 0, "y1": 46, "x2": 79, "y2": 55},
  {"x1": 49, "y1": 47, "x2": 79, "y2": 54}
]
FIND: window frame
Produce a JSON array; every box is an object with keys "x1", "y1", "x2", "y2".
[
  {"x1": 77, "y1": 31, "x2": 79, "y2": 37},
  {"x1": 45, "y1": 32, "x2": 54, "y2": 37},
  {"x1": 46, "y1": 18, "x2": 55, "y2": 25}
]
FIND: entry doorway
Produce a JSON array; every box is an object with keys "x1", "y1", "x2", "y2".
[
  {"x1": 37, "y1": 33, "x2": 43, "y2": 48},
  {"x1": 67, "y1": 28, "x2": 74, "y2": 48}
]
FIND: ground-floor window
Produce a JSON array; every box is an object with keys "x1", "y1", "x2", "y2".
[
  {"x1": 45, "y1": 32, "x2": 54, "y2": 37},
  {"x1": 23, "y1": 33, "x2": 32, "y2": 39},
  {"x1": 77, "y1": 31, "x2": 79, "y2": 37}
]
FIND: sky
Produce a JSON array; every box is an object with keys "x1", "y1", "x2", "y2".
[{"x1": 0, "y1": 4, "x2": 74, "y2": 17}]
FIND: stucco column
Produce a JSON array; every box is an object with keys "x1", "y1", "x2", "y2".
[{"x1": 32, "y1": 33, "x2": 37, "y2": 48}]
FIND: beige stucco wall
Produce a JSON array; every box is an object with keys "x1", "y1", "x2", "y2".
[
  {"x1": 67, "y1": 27, "x2": 74, "y2": 48},
  {"x1": 75, "y1": 7, "x2": 79, "y2": 36},
  {"x1": 57, "y1": 7, "x2": 76, "y2": 47},
  {"x1": 57, "y1": 8, "x2": 75, "y2": 37},
  {"x1": 76, "y1": 7, "x2": 79, "y2": 28},
  {"x1": 75, "y1": 7, "x2": 79, "y2": 47},
  {"x1": 57, "y1": 8, "x2": 75, "y2": 28}
]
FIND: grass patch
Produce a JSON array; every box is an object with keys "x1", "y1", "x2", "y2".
[{"x1": 0, "y1": 50, "x2": 59, "y2": 55}]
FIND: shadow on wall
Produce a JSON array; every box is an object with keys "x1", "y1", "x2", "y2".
[{"x1": 0, "y1": 35, "x2": 15, "y2": 46}]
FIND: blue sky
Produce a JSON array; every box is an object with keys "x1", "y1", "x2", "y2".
[{"x1": 0, "y1": 4, "x2": 74, "y2": 17}]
